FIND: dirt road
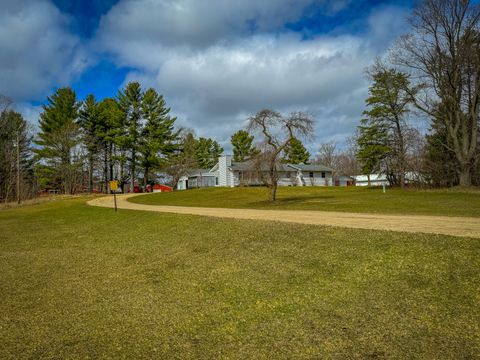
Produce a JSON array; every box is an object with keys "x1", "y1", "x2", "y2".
[{"x1": 87, "y1": 194, "x2": 480, "y2": 238}]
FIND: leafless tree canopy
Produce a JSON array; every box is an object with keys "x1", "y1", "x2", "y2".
[
  {"x1": 316, "y1": 141, "x2": 338, "y2": 169},
  {"x1": 247, "y1": 109, "x2": 314, "y2": 201},
  {"x1": 393, "y1": 0, "x2": 480, "y2": 186},
  {"x1": 248, "y1": 109, "x2": 314, "y2": 153}
]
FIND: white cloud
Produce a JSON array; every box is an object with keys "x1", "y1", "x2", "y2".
[
  {"x1": 118, "y1": 33, "x2": 371, "y2": 150},
  {"x1": 0, "y1": 0, "x2": 409, "y2": 152},
  {"x1": 0, "y1": 0, "x2": 90, "y2": 101},
  {"x1": 97, "y1": 0, "x2": 349, "y2": 50},
  {"x1": 94, "y1": 1, "x2": 410, "y2": 151},
  {"x1": 14, "y1": 102, "x2": 42, "y2": 129}
]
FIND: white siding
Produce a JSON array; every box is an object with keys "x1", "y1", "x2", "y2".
[
  {"x1": 301, "y1": 172, "x2": 333, "y2": 186},
  {"x1": 218, "y1": 155, "x2": 233, "y2": 187}
]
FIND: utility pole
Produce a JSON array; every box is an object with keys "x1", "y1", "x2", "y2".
[{"x1": 16, "y1": 129, "x2": 20, "y2": 204}]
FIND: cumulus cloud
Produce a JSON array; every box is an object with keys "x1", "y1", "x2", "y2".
[
  {"x1": 0, "y1": 0, "x2": 90, "y2": 101},
  {"x1": 97, "y1": 0, "x2": 350, "y2": 50},
  {"x1": 14, "y1": 102, "x2": 42, "y2": 129},
  {"x1": 118, "y1": 33, "x2": 373, "y2": 150},
  {"x1": 95, "y1": 0, "x2": 410, "y2": 151}
]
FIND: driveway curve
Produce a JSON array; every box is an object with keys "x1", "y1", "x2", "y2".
[{"x1": 87, "y1": 194, "x2": 480, "y2": 238}]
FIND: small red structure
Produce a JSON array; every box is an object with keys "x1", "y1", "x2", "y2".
[{"x1": 152, "y1": 184, "x2": 173, "y2": 193}]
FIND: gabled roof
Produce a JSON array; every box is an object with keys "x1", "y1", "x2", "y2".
[
  {"x1": 186, "y1": 168, "x2": 218, "y2": 177},
  {"x1": 230, "y1": 160, "x2": 290, "y2": 172},
  {"x1": 230, "y1": 160, "x2": 333, "y2": 172},
  {"x1": 287, "y1": 164, "x2": 334, "y2": 172}
]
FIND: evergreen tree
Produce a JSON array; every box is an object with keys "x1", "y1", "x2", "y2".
[
  {"x1": 283, "y1": 137, "x2": 310, "y2": 164},
  {"x1": 140, "y1": 88, "x2": 179, "y2": 187},
  {"x1": 231, "y1": 130, "x2": 259, "y2": 162},
  {"x1": 79, "y1": 94, "x2": 101, "y2": 192},
  {"x1": 424, "y1": 108, "x2": 459, "y2": 187},
  {"x1": 357, "y1": 121, "x2": 390, "y2": 186},
  {"x1": 164, "y1": 130, "x2": 198, "y2": 188},
  {"x1": 0, "y1": 110, "x2": 33, "y2": 202},
  {"x1": 118, "y1": 82, "x2": 143, "y2": 192},
  {"x1": 36, "y1": 88, "x2": 81, "y2": 194},
  {"x1": 195, "y1": 137, "x2": 223, "y2": 169},
  {"x1": 97, "y1": 98, "x2": 123, "y2": 191},
  {"x1": 359, "y1": 64, "x2": 412, "y2": 188}
]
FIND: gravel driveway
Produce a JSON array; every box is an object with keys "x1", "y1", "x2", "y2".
[{"x1": 88, "y1": 194, "x2": 480, "y2": 238}]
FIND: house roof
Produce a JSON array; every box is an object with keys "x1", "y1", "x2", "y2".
[
  {"x1": 336, "y1": 175, "x2": 354, "y2": 181},
  {"x1": 230, "y1": 161, "x2": 333, "y2": 172},
  {"x1": 287, "y1": 164, "x2": 334, "y2": 172},
  {"x1": 230, "y1": 161, "x2": 291, "y2": 172},
  {"x1": 186, "y1": 169, "x2": 218, "y2": 178}
]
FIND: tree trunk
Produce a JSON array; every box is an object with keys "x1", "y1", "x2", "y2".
[
  {"x1": 459, "y1": 166, "x2": 472, "y2": 187},
  {"x1": 109, "y1": 144, "x2": 114, "y2": 182},
  {"x1": 16, "y1": 130, "x2": 20, "y2": 204},
  {"x1": 104, "y1": 146, "x2": 108, "y2": 193},
  {"x1": 131, "y1": 150, "x2": 136, "y2": 193},
  {"x1": 89, "y1": 155, "x2": 94, "y2": 193},
  {"x1": 367, "y1": 174, "x2": 371, "y2": 186},
  {"x1": 144, "y1": 167, "x2": 149, "y2": 190},
  {"x1": 270, "y1": 183, "x2": 277, "y2": 202}
]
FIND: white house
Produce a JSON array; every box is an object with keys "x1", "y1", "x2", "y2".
[
  {"x1": 177, "y1": 155, "x2": 334, "y2": 190},
  {"x1": 354, "y1": 174, "x2": 389, "y2": 186}
]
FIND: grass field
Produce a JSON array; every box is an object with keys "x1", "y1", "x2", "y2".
[
  {"x1": 1, "y1": 197, "x2": 479, "y2": 359},
  {"x1": 129, "y1": 186, "x2": 480, "y2": 217}
]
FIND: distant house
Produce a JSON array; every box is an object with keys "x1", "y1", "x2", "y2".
[
  {"x1": 177, "y1": 169, "x2": 218, "y2": 190},
  {"x1": 335, "y1": 176, "x2": 355, "y2": 187},
  {"x1": 354, "y1": 172, "x2": 426, "y2": 187},
  {"x1": 354, "y1": 174, "x2": 389, "y2": 187},
  {"x1": 177, "y1": 155, "x2": 334, "y2": 190}
]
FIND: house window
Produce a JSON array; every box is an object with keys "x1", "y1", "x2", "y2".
[
  {"x1": 321, "y1": 172, "x2": 326, "y2": 178},
  {"x1": 238, "y1": 171, "x2": 243, "y2": 181},
  {"x1": 215, "y1": 177, "x2": 218, "y2": 186},
  {"x1": 309, "y1": 172, "x2": 314, "y2": 178}
]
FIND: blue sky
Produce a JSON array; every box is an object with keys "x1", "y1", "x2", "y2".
[{"x1": 1, "y1": 0, "x2": 413, "y2": 151}]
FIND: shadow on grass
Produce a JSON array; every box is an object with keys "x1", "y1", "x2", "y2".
[{"x1": 249, "y1": 194, "x2": 337, "y2": 208}]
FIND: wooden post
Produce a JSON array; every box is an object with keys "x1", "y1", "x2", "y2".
[{"x1": 16, "y1": 130, "x2": 20, "y2": 204}]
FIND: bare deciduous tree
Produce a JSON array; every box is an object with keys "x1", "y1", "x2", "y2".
[
  {"x1": 163, "y1": 129, "x2": 198, "y2": 189},
  {"x1": 248, "y1": 109, "x2": 314, "y2": 201},
  {"x1": 316, "y1": 141, "x2": 338, "y2": 169},
  {"x1": 335, "y1": 135, "x2": 362, "y2": 180},
  {"x1": 393, "y1": 0, "x2": 480, "y2": 186}
]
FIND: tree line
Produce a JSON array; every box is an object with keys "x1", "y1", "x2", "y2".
[
  {"x1": 1, "y1": 80, "x2": 318, "y2": 203},
  {"x1": 0, "y1": 82, "x2": 227, "y2": 202},
  {"x1": 357, "y1": 0, "x2": 480, "y2": 187}
]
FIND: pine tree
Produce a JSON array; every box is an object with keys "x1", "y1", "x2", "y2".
[
  {"x1": 118, "y1": 82, "x2": 143, "y2": 192},
  {"x1": 424, "y1": 110, "x2": 459, "y2": 187},
  {"x1": 283, "y1": 137, "x2": 310, "y2": 164},
  {"x1": 357, "y1": 121, "x2": 390, "y2": 186},
  {"x1": 140, "y1": 88, "x2": 179, "y2": 187},
  {"x1": 360, "y1": 64, "x2": 412, "y2": 188},
  {"x1": 36, "y1": 88, "x2": 81, "y2": 194},
  {"x1": 231, "y1": 130, "x2": 259, "y2": 162},
  {"x1": 195, "y1": 137, "x2": 223, "y2": 169},
  {"x1": 0, "y1": 110, "x2": 33, "y2": 202},
  {"x1": 79, "y1": 94, "x2": 101, "y2": 192},
  {"x1": 97, "y1": 98, "x2": 123, "y2": 192},
  {"x1": 164, "y1": 131, "x2": 198, "y2": 188}
]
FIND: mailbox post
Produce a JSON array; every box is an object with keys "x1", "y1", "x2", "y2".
[{"x1": 109, "y1": 180, "x2": 119, "y2": 212}]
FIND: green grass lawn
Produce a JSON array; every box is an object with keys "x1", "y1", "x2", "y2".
[
  {"x1": 1, "y1": 198, "x2": 479, "y2": 359},
  {"x1": 129, "y1": 186, "x2": 480, "y2": 217}
]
